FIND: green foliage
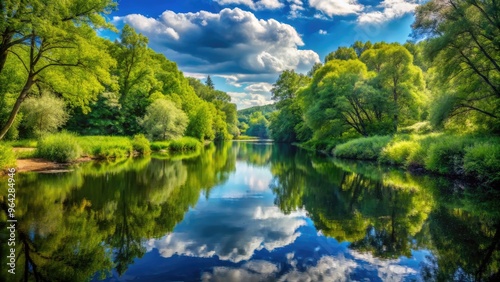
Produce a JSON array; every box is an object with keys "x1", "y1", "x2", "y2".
[
  {"x1": 246, "y1": 111, "x2": 270, "y2": 139},
  {"x1": 398, "y1": 121, "x2": 433, "y2": 134},
  {"x1": 187, "y1": 103, "x2": 214, "y2": 140},
  {"x1": 20, "y1": 93, "x2": 69, "y2": 137},
  {"x1": 37, "y1": 132, "x2": 82, "y2": 162},
  {"x1": 463, "y1": 143, "x2": 500, "y2": 185},
  {"x1": 334, "y1": 136, "x2": 391, "y2": 160},
  {"x1": 150, "y1": 137, "x2": 201, "y2": 153},
  {"x1": 169, "y1": 137, "x2": 201, "y2": 152},
  {"x1": 413, "y1": 0, "x2": 500, "y2": 132},
  {"x1": 132, "y1": 134, "x2": 151, "y2": 155},
  {"x1": 424, "y1": 137, "x2": 474, "y2": 175},
  {"x1": 269, "y1": 70, "x2": 311, "y2": 142},
  {"x1": 150, "y1": 141, "x2": 170, "y2": 151},
  {"x1": 0, "y1": 143, "x2": 16, "y2": 170},
  {"x1": 380, "y1": 140, "x2": 419, "y2": 165},
  {"x1": 325, "y1": 46, "x2": 357, "y2": 62},
  {"x1": 140, "y1": 99, "x2": 189, "y2": 141},
  {"x1": 77, "y1": 136, "x2": 133, "y2": 159}
]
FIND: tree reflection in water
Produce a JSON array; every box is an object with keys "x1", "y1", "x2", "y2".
[{"x1": 0, "y1": 142, "x2": 498, "y2": 281}]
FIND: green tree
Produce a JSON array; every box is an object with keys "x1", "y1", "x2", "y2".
[
  {"x1": 0, "y1": 0, "x2": 117, "y2": 140},
  {"x1": 20, "y1": 93, "x2": 68, "y2": 137},
  {"x1": 246, "y1": 111, "x2": 269, "y2": 138},
  {"x1": 361, "y1": 44, "x2": 426, "y2": 132},
  {"x1": 140, "y1": 99, "x2": 188, "y2": 140},
  {"x1": 205, "y1": 75, "x2": 214, "y2": 89},
  {"x1": 413, "y1": 0, "x2": 500, "y2": 132},
  {"x1": 269, "y1": 70, "x2": 311, "y2": 142},
  {"x1": 325, "y1": 46, "x2": 358, "y2": 62}
]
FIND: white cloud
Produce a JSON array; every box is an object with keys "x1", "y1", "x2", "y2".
[
  {"x1": 115, "y1": 8, "x2": 319, "y2": 88},
  {"x1": 287, "y1": 0, "x2": 305, "y2": 18},
  {"x1": 215, "y1": 0, "x2": 285, "y2": 10},
  {"x1": 145, "y1": 203, "x2": 307, "y2": 263},
  {"x1": 245, "y1": 82, "x2": 273, "y2": 93},
  {"x1": 358, "y1": 0, "x2": 419, "y2": 25},
  {"x1": 228, "y1": 91, "x2": 273, "y2": 109},
  {"x1": 319, "y1": 29, "x2": 327, "y2": 35},
  {"x1": 308, "y1": 0, "x2": 363, "y2": 17}
]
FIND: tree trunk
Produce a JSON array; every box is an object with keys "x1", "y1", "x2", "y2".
[{"x1": 0, "y1": 77, "x2": 34, "y2": 140}]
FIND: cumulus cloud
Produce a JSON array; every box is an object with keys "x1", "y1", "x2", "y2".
[
  {"x1": 215, "y1": 0, "x2": 284, "y2": 10},
  {"x1": 308, "y1": 0, "x2": 363, "y2": 17},
  {"x1": 245, "y1": 82, "x2": 274, "y2": 93},
  {"x1": 358, "y1": 0, "x2": 419, "y2": 25},
  {"x1": 319, "y1": 29, "x2": 327, "y2": 35},
  {"x1": 145, "y1": 203, "x2": 307, "y2": 263},
  {"x1": 228, "y1": 91, "x2": 273, "y2": 109},
  {"x1": 114, "y1": 8, "x2": 319, "y2": 86}
]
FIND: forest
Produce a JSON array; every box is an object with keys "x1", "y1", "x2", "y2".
[{"x1": 0, "y1": 0, "x2": 499, "y2": 186}]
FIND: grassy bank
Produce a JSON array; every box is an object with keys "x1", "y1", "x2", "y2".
[
  {"x1": 332, "y1": 134, "x2": 500, "y2": 186},
  {"x1": 1, "y1": 134, "x2": 203, "y2": 169}
]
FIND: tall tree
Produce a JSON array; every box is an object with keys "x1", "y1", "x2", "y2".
[
  {"x1": 0, "y1": 0, "x2": 117, "y2": 139},
  {"x1": 205, "y1": 75, "x2": 214, "y2": 89},
  {"x1": 413, "y1": 0, "x2": 500, "y2": 131}
]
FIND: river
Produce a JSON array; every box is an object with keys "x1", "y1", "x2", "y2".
[{"x1": 1, "y1": 141, "x2": 499, "y2": 281}]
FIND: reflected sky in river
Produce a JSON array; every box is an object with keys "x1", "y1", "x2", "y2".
[{"x1": 1, "y1": 142, "x2": 498, "y2": 281}]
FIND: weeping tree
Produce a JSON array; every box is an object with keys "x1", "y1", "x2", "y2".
[{"x1": 413, "y1": 0, "x2": 500, "y2": 131}]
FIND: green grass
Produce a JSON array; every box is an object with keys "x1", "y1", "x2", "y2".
[
  {"x1": 333, "y1": 136, "x2": 391, "y2": 160},
  {"x1": 235, "y1": 135, "x2": 259, "y2": 140},
  {"x1": 463, "y1": 142, "x2": 500, "y2": 185},
  {"x1": 169, "y1": 137, "x2": 201, "y2": 152},
  {"x1": 6, "y1": 139, "x2": 38, "y2": 148},
  {"x1": 151, "y1": 137, "x2": 201, "y2": 152},
  {"x1": 150, "y1": 141, "x2": 171, "y2": 151},
  {"x1": 0, "y1": 143, "x2": 16, "y2": 171},
  {"x1": 37, "y1": 132, "x2": 82, "y2": 162},
  {"x1": 332, "y1": 133, "x2": 500, "y2": 185},
  {"x1": 76, "y1": 136, "x2": 133, "y2": 160}
]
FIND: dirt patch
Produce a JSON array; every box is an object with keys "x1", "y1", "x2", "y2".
[
  {"x1": 15, "y1": 157, "x2": 91, "y2": 173},
  {"x1": 16, "y1": 159, "x2": 68, "y2": 173}
]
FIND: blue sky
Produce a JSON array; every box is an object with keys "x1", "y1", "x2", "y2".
[{"x1": 110, "y1": 0, "x2": 420, "y2": 109}]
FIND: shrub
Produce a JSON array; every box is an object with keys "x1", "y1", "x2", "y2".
[
  {"x1": 380, "y1": 140, "x2": 419, "y2": 166},
  {"x1": 334, "y1": 136, "x2": 391, "y2": 160},
  {"x1": 169, "y1": 137, "x2": 201, "y2": 152},
  {"x1": 0, "y1": 144, "x2": 16, "y2": 170},
  {"x1": 37, "y1": 132, "x2": 82, "y2": 162},
  {"x1": 424, "y1": 137, "x2": 474, "y2": 175},
  {"x1": 132, "y1": 134, "x2": 151, "y2": 155},
  {"x1": 77, "y1": 136, "x2": 133, "y2": 159},
  {"x1": 150, "y1": 141, "x2": 170, "y2": 151},
  {"x1": 463, "y1": 143, "x2": 500, "y2": 185}
]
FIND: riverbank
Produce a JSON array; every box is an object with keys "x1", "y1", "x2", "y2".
[
  {"x1": 0, "y1": 134, "x2": 204, "y2": 174},
  {"x1": 300, "y1": 133, "x2": 500, "y2": 187}
]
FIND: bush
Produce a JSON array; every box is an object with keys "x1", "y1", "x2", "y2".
[
  {"x1": 424, "y1": 137, "x2": 474, "y2": 175},
  {"x1": 37, "y1": 132, "x2": 82, "y2": 162},
  {"x1": 0, "y1": 144, "x2": 16, "y2": 170},
  {"x1": 132, "y1": 134, "x2": 151, "y2": 155},
  {"x1": 150, "y1": 141, "x2": 170, "y2": 151},
  {"x1": 334, "y1": 136, "x2": 391, "y2": 160},
  {"x1": 463, "y1": 143, "x2": 500, "y2": 185},
  {"x1": 380, "y1": 140, "x2": 419, "y2": 166},
  {"x1": 169, "y1": 137, "x2": 201, "y2": 152},
  {"x1": 77, "y1": 136, "x2": 133, "y2": 159}
]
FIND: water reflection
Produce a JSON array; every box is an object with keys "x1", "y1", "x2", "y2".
[{"x1": 0, "y1": 141, "x2": 498, "y2": 281}]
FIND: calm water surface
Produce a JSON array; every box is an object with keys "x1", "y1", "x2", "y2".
[{"x1": 1, "y1": 141, "x2": 499, "y2": 281}]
